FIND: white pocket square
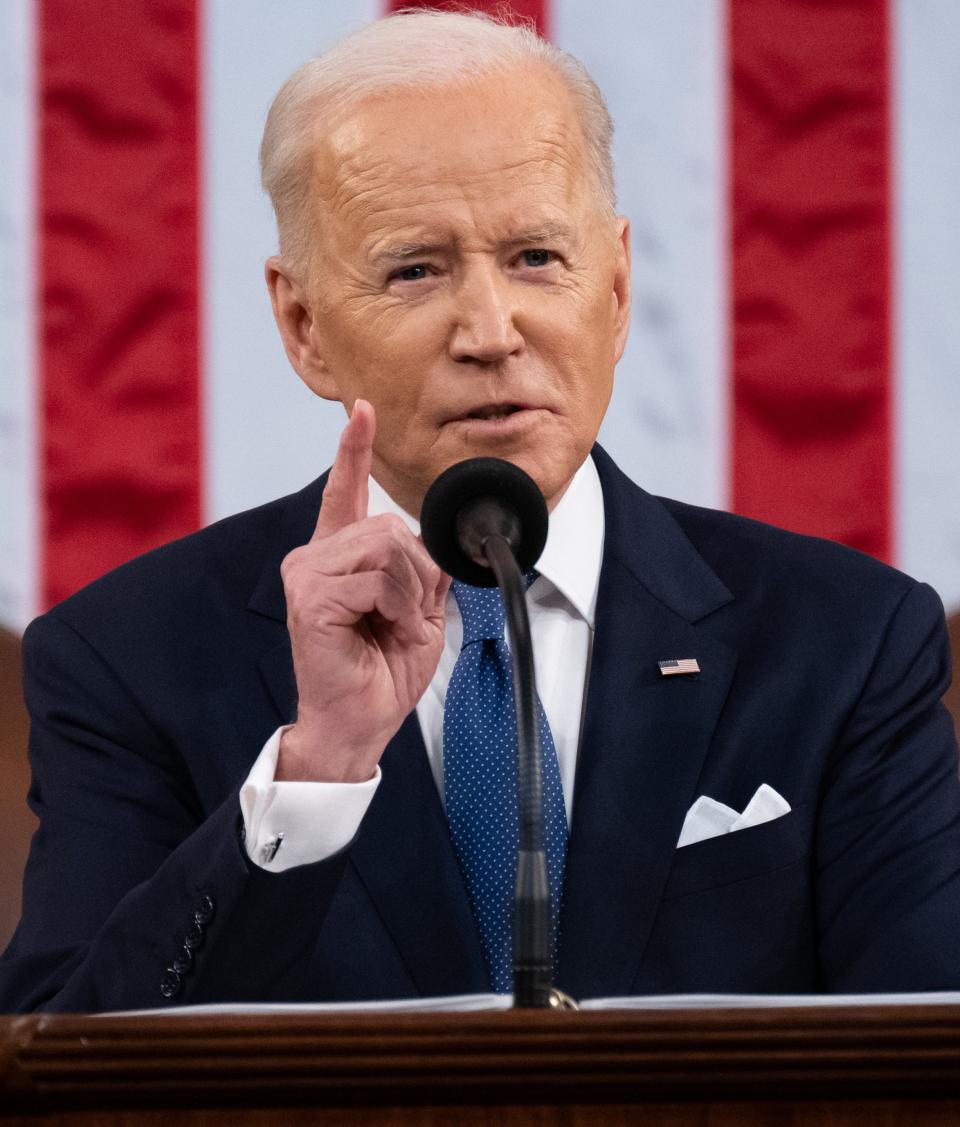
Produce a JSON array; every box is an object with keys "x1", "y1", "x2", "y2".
[{"x1": 677, "y1": 784, "x2": 791, "y2": 848}]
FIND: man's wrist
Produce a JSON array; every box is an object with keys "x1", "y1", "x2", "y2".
[{"x1": 277, "y1": 722, "x2": 381, "y2": 783}]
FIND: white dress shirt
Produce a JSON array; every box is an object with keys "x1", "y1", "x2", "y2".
[{"x1": 240, "y1": 455, "x2": 605, "y2": 872}]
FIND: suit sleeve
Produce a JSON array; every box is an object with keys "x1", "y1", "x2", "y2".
[
  {"x1": 816, "y1": 581, "x2": 960, "y2": 990},
  {"x1": 0, "y1": 611, "x2": 351, "y2": 1013}
]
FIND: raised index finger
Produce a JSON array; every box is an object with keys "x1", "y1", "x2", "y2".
[{"x1": 312, "y1": 399, "x2": 375, "y2": 540}]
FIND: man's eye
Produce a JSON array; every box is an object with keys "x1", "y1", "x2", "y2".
[
  {"x1": 522, "y1": 249, "x2": 553, "y2": 268},
  {"x1": 393, "y1": 264, "x2": 430, "y2": 282}
]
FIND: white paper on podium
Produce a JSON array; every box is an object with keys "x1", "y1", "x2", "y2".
[
  {"x1": 104, "y1": 990, "x2": 960, "y2": 1018},
  {"x1": 104, "y1": 992, "x2": 513, "y2": 1017},
  {"x1": 578, "y1": 991, "x2": 960, "y2": 1010}
]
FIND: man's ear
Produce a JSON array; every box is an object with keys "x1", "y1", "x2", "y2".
[
  {"x1": 265, "y1": 255, "x2": 340, "y2": 400},
  {"x1": 611, "y1": 217, "x2": 632, "y2": 365}
]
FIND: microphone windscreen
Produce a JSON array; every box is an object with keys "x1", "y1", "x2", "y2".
[{"x1": 420, "y1": 458, "x2": 548, "y2": 586}]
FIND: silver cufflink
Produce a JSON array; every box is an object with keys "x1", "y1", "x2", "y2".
[{"x1": 260, "y1": 833, "x2": 285, "y2": 864}]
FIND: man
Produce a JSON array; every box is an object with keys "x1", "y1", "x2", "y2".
[{"x1": 2, "y1": 11, "x2": 958, "y2": 1013}]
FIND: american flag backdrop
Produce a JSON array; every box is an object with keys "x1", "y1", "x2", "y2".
[{"x1": 1, "y1": 0, "x2": 959, "y2": 635}]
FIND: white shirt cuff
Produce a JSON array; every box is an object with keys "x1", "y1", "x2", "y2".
[{"x1": 239, "y1": 726, "x2": 381, "y2": 872}]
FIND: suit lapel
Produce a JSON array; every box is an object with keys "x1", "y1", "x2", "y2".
[
  {"x1": 350, "y1": 714, "x2": 489, "y2": 995},
  {"x1": 255, "y1": 638, "x2": 297, "y2": 726},
  {"x1": 247, "y1": 474, "x2": 326, "y2": 725},
  {"x1": 557, "y1": 449, "x2": 737, "y2": 1000}
]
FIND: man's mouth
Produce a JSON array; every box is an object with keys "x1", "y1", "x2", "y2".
[{"x1": 465, "y1": 403, "x2": 525, "y2": 421}]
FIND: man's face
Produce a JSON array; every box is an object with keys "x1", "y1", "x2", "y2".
[{"x1": 269, "y1": 63, "x2": 631, "y2": 515}]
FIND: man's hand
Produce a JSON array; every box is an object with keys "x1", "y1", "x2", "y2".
[{"x1": 277, "y1": 400, "x2": 450, "y2": 782}]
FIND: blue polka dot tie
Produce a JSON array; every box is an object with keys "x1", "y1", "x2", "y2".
[{"x1": 443, "y1": 575, "x2": 568, "y2": 994}]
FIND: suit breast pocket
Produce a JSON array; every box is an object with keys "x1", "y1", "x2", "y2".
[{"x1": 662, "y1": 803, "x2": 813, "y2": 901}]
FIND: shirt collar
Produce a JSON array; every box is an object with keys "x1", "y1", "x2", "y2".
[{"x1": 366, "y1": 455, "x2": 604, "y2": 629}]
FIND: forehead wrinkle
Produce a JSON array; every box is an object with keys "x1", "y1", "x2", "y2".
[
  {"x1": 315, "y1": 149, "x2": 403, "y2": 216},
  {"x1": 336, "y1": 149, "x2": 574, "y2": 216},
  {"x1": 352, "y1": 156, "x2": 585, "y2": 249},
  {"x1": 321, "y1": 103, "x2": 584, "y2": 203}
]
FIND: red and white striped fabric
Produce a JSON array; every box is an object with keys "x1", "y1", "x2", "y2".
[{"x1": 2, "y1": 0, "x2": 958, "y2": 633}]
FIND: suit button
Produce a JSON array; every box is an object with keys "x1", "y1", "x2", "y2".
[
  {"x1": 171, "y1": 947, "x2": 193, "y2": 975},
  {"x1": 183, "y1": 921, "x2": 205, "y2": 951},
  {"x1": 194, "y1": 895, "x2": 215, "y2": 926},
  {"x1": 160, "y1": 969, "x2": 181, "y2": 999}
]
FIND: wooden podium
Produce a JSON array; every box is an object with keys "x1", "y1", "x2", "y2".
[{"x1": 4, "y1": 1004, "x2": 960, "y2": 1125}]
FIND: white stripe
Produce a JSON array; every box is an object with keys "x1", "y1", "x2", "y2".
[
  {"x1": 554, "y1": 0, "x2": 729, "y2": 510},
  {"x1": 203, "y1": 0, "x2": 382, "y2": 524},
  {"x1": 0, "y1": 0, "x2": 38, "y2": 631},
  {"x1": 893, "y1": 0, "x2": 960, "y2": 615}
]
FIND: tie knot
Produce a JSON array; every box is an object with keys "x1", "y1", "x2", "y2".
[
  {"x1": 451, "y1": 580, "x2": 506, "y2": 646},
  {"x1": 451, "y1": 572, "x2": 539, "y2": 648}
]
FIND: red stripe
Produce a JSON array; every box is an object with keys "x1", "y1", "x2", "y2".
[
  {"x1": 38, "y1": 0, "x2": 202, "y2": 609},
  {"x1": 728, "y1": 0, "x2": 892, "y2": 561},
  {"x1": 384, "y1": 0, "x2": 549, "y2": 38}
]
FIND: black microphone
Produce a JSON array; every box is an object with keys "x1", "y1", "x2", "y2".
[
  {"x1": 421, "y1": 458, "x2": 554, "y2": 1009},
  {"x1": 419, "y1": 457, "x2": 548, "y2": 587}
]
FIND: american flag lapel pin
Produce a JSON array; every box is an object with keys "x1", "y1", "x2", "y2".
[{"x1": 658, "y1": 658, "x2": 701, "y2": 677}]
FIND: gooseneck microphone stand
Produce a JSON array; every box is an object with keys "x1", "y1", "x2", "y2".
[
  {"x1": 420, "y1": 459, "x2": 555, "y2": 1008},
  {"x1": 475, "y1": 529, "x2": 550, "y2": 1008}
]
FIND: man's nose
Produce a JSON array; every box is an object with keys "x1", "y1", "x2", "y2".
[{"x1": 449, "y1": 263, "x2": 524, "y2": 364}]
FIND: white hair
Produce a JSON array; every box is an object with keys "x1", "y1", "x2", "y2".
[{"x1": 260, "y1": 8, "x2": 616, "y2": 274}]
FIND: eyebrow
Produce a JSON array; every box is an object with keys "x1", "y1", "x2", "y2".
[
  {"x1": 369, "y1": 223, "x2": 576, "y2": 267},
  {"x1": 504, "y1": 222, "x2": 576, "y2": 247},
  {"x1": 370, "y1": 241, "x2": 452, "y2": 267}
]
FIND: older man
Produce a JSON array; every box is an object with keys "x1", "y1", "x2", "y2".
[{"x1": 2, "y1": 12, "x2": 958, "y2": 1013}]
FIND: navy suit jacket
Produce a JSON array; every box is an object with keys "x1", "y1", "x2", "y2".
[{"x1": 2, "y1": 447, "x2": 959, "y2": 1012}]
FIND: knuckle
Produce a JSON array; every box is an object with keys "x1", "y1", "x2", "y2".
[
  {"x1": 280, "y1": 547, "x2": 303, "y2": 582},
  {"x1": 377, "y1": 513, "x2": 410, "y2": 542},
  {"x1": 370, "y1": 516, "x2": 413, "y2": 564}
]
